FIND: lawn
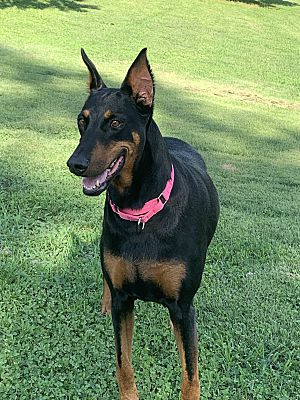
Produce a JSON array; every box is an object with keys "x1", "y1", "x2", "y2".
[{"x1": 0, "y1": 0, "x2": 299, "y2": 399}]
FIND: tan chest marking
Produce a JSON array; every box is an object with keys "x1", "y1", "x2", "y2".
[
  {"x1": 104, "y1": 251, "x2": 186, "y2": 299},
  {"x1": 104, "y1": 252, "x2": 135, "y2": 290},
  {"x1": 138, "y1": 261, "x2": 186, "y2": 299}
]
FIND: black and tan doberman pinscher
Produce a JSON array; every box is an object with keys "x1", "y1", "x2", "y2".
[{"x1": 67, "y1": 48, "x2": 219, "y2": 399}]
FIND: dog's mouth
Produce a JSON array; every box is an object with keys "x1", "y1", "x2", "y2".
[{"x1": 82, "y1": 153, "x2": 125, "y2": 196}]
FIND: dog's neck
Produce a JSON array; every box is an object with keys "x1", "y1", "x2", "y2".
[{"x1": 108, "y1": 119, "x2": 172, "y2": 210}]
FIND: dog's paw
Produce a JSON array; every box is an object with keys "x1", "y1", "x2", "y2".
[{"x1": 101, "y1": 300, "x2": 112, "y2": 316}]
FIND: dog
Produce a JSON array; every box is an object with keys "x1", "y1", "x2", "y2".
[{"x1": 67, "y1": 48, "x2": 219, "y2": 400}]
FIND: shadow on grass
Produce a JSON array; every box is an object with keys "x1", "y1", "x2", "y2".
[
  {"x1": 226, "y1": 0, "x2": 298, "y2": 7},
  {"x1": 1, "y1": 45, "x2": 298, "y2": 156},
  {"x1": 0, "y1": 231, "x2": 118, "y2": 398},
  {"x1": 1, "y1": 46, "x2": 299, "y2": 399},
  {"x1": 0, "y1": 0, "x2": 99, "y2": 11},
  {"x1": 1, "y1": 45, "x2": 299, "y2": 234},
  {"x1": 155, "y1": 80, "x2": 299, "y2": 163},
  {"x1": 1, "y1": 45, "x2": 299, "y2": 280},
  {"x1": 0, "y1": 46, "x2": 109, "y2": 133}
]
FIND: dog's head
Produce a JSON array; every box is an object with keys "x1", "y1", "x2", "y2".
[{"x1": 67, "y1": 48, "x2": 154, "y2": 196}]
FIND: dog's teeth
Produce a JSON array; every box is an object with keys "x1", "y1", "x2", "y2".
[{"x1": 111, "y1": 159, "x2": 117, "y2": 167}]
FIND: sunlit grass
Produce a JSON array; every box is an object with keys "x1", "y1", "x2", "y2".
[{"x1": 0, "y1": 1, "x2": 299, "y2": 399}]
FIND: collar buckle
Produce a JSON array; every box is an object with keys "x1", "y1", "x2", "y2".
[
  {"x1": 137, "y1": 218, "x2": 145, "y2": 231},
  {"x1": 157, "y1": 192, "x2": 167, "y2": 205}
]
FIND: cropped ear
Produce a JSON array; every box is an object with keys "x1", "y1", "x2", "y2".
[
  {"x1": 81, "y1": 48, "x2": 106, "y2": 91},
  {"x1": 121, "y1": 48, "x2": 154, "y2": 108}
]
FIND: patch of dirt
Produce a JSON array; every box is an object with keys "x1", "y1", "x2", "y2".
[
  {"x1": 184, "y1": 85, "x2": 300, "y2": 110},
  {"x1": 222, "y1": 163, "x2": 238, "y2": 172}
]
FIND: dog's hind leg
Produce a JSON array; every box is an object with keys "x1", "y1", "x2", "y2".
[
  {"x1": 101, "y1": 275, "x2": 111, "y2": 315},
  {"x1": 112, "y1": 295, "x2": 139, "y2": 400},
  {"x1": 169, "y1": 302, "x2": 200, "y2": 400}
]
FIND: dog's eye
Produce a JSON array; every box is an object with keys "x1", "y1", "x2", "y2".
[{"x1": 110, "y1": 120, "x2": 122, "y2": 129}]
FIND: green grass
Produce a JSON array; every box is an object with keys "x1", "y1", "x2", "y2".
[{"x1": 0, "y1": 1, "x2": 299, "y2": 399}]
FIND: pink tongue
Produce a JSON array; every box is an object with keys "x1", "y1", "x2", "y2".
[{"x1": 82, "y1": 170, "x2": 108, "y2": 190}]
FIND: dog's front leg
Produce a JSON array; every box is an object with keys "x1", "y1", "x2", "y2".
[
  {"x1": 111, "y1": 294, "x2": 139, "y2": 400},
  {"x1": 169, "y1": 302, "x2": 200, "y2": 400}
]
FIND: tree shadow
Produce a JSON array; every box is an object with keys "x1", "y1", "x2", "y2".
[
  {"x1": 1, "y1": 227, "x2": 118, "y2": 398},
  {"x1": 0, "y1": 143, "x2": 177, "y2": 398},
  {"x1": 155, "y1": 79, "x2": 298, "y2": 162},
  {"x1": 0, "y1": 46, "x2": 112, "y2": 134},
  {"x1": 0, "y1": 0, "x2": 99, "y2": 12},
  {"x1": 1, "y1": 45, "x2": 299, "y2": 399},
  {"x1": 1, "y1": 44, "x2": 298, "y2": 189},
  {"x1": 2, "y1": 45, "x2": 297, "y2": 152},
  {"x1": 226, "y1": 0, "x2": 298, "y2": 7}
]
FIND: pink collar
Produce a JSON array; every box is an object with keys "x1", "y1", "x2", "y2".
[{"x1": 108, "y1": 164, "x2": 174, "y2": 230}]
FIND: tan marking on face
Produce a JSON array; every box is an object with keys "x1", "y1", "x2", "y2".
[
  {"x1": 86, "y1": 131, "x2": 140, "y2": 187},
  {"x1": 104, "y1": 251, "x2": 185, "y2": 299},
  {"x1": 104, "y1": 251, "x2": 135, "y2": 289},
  {"x1": 104, "y1": 109, "x2": 112, "y2": 119},
  {"x1": 112, "y1": 131, "x2": 141, "y2": 192},
  {"x1": 86, "y1": 141, "x2": 109, "y2": 176},
  {"x1": 82, "y1": 109, "x2": 90, "y2": 118},
  {"x1": 138, "y1": 261, "x2": 186, "y2": 299},
  {"x1": 173, "y1": 326, "x2": 200, "y2": 399},
  {"x1": 86, "y1": 141, "x2": 129, "y2": 177},
  {"x1": 116, "y1": 313, "x2": 139, "y2": 399}
]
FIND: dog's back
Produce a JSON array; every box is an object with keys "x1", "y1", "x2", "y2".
[{"x1": 166, "y1": 136, "x2": 219, "y2": 246}]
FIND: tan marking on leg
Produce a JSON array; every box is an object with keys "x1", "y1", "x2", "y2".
[
  {"x1": 138, "y1": 261, "x2": 186, "y2": 299},
  {"x1": 101, "y1": 275, "x2": 111, "y2": 315},
  {"x1": 173, "y1": 326, "x2": 200, "y2": 400},
  {"x1": 104, "y1": 251, "x2": 135, "y2": 289},
  {"x1": 116, "y1": 312, "x2": 139, "y2": 400},
  {"x1": 104, "y1": 109, "x2": 112, "y2": 119}
]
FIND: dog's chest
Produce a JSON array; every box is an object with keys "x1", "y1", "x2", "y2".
[{"x1": 103, "y1": 250, "x2": 186, "y2": 300}]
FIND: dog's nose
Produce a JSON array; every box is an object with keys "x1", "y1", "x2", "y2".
[{"x1": 67, "y1": 157, "x2": 89, "y2": 176}]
